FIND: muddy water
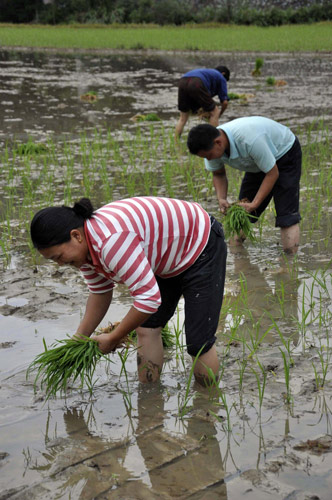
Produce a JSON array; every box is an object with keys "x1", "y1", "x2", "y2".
[
  {"x1": 1, "y1": 49, "x2": 332, "y2": 500},
  {"x1": 1, "y1": 49, "x2": 332, "y2": 145}
]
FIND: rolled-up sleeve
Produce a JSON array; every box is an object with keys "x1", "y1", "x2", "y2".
[
  {"x1": 80, "y1": 265, "x2": 115, "y2": 294},
  {"x1": 100, "y1": 232, "x2": 161, "y2": 314},
  {"x1": 249, "y1": 135, "x2": 277, "y2": 173}
]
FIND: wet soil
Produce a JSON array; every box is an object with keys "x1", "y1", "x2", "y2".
[
  {"x1": 1, "y1": 49, "x2": 332, "y2": 144},
  {"x1": 0, "y1": 49, "x2": 332, "y2": 500}
]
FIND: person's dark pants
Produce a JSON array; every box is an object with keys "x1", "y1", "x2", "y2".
[
  {"x1": 178, "y1": 77, "x2": 216, "y2": 113},
  {"x1": 141, "y1": 217, "x2": 227, "y2": 357},
  {"x1": 239, "y1": 137, "x2": 302, "y2": 228}
]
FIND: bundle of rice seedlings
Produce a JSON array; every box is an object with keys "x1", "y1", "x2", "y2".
[
  {"x1": 223, "y1": 203, "x2": 256, "y2": 242},
  {"x1": 15, "y1": 140, "x2": 48, "y2": 155},
  {"x1": 27, "y1": 320, "x2": 176, "y2": 400},
  {"x1": 161, "y1": 325, "x2": 176, "y2": 348},
  {"x1": 27, "y1": 336, "x2": 111, "y2": 400},
  {"x1": 108, "y1": 323, "x2": 175, "y2": 349}
]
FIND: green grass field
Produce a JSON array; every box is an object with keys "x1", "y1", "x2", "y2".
[{"x1": 0, "y1": 22, "x2": 331, "y2": 52}]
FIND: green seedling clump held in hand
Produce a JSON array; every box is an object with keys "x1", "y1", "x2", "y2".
[
  {"x1": 27, "y1": 336, "x2": 110, "y2": 400},
  {"x1": 223, "y1": 203, "x2": 256, "y2": 242}
]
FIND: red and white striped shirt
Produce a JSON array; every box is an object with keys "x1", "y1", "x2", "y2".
[{"x1": 80, "y1": 197, "x2": 210, "y2": 314}]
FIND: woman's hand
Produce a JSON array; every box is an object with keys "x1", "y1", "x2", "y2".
[
  {"x1": 92, "y1": 307, "x2": 152, "y2": 354},
  {"x1": 91, "y1": 332, "x2": 120, "y2": 354}
]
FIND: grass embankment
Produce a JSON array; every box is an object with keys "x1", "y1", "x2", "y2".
[{"x1": 0, "y1": 22, "x2": 331, "y2": 52}]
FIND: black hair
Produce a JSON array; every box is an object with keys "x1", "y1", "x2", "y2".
[
  {"x1": 187, "y1": 124, "x2": 220, "y2": 155},
  {"x1": 215, "y1": 65, "x2": 230, "y2": 81},
  {"x1": 30, "y1": 198, "x2": 94, "y2": 249}
]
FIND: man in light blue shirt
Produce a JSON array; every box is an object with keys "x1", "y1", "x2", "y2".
[{"x1": 187, "y1": 116, "x2": 302, "y2": 254}]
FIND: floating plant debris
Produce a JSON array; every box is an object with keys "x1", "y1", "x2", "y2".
[
  {"x1": 80, "y1": 91, "x2": 98, "y2": 102},
  {"x1": 130, "y1": 113, "x2": 161, "y2": 122}
]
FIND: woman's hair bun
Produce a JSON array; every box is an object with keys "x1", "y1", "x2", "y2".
[{"x1": 72, "y1": 198, "x2": 94, "y2": 219}]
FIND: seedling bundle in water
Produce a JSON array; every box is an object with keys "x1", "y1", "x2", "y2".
[
  {"x1": 27, "y1": 322, "x2": 175, "y2": 400},
  {"x1": 27, "y1": 336, "x2": 110, "y2": 400},
  {"x1": 223, "y1": 203, "x2": 256, "y2": 242}
]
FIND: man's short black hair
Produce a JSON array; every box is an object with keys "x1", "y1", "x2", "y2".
[
  {"x1": 215, "y1": 65, "x2": 230, "y2": 81},
  {"x1": 187, "y1": 124, "x2": 220, "y2": 155}
]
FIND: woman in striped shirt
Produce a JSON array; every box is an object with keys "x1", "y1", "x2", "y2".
[{"x1": 30, "y1": 196, "x2": 227, "y2": 386}]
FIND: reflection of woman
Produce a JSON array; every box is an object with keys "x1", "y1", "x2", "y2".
[
  {"x1": 30, "y1": 196, "x2": 227, "y2": 386},
  {"x1": 59, "y1": 388, "x2": 227, "y2": 498},
  {"x1": 135, "y1": 386, "x2": 227, "y2": 498}
]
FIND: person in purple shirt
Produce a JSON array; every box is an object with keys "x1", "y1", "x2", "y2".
[{"x1": 175, "y1": 66, "x2": 230, "y2": 139}]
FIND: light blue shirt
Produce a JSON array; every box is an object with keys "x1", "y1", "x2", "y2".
[{"x1": 205, "y1": 116, "x2": 295, "y2": 174}]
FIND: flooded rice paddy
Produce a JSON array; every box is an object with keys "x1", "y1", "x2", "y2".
[{"x1": 0, "y1": 49, "x2": 332, "y2": 500}]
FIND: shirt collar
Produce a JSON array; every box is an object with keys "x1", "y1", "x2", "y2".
[{"x1": 220, "y1": 125, "x2": 239, "y2": 160}]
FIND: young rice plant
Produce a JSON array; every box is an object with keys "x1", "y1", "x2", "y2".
[
  {"x1": 27, "y1": 336, "x2": 110, "y2": 400},
  {"x1": 223, "y1": 203, "x2": 256, "y2": 242}
]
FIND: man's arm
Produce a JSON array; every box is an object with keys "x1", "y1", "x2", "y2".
[
  {"x1": 213, "y1": 167, "x2": 229, "y2": 213},
  {"x1": 76, "y1": 290, "x2": 114, "y2": 337},
  {"x1": 239, "y1": 164, "x2": 279, "y2": 212}
]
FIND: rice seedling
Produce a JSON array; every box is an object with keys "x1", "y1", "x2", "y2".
[
  {"x1": 252, "y1": 57, "x2": 264, "y2": 77},
  {"x1": 117, "y1": 350, "x2": 134, "y2": 412},
  {"x1": 223, "y1": 203, "x2": 257, "y2": 242},
  {"x1": 228, "y1": 92, "x2": 241, "y2": 100},
  {"x1": 178, "y1": 345, "x2": 206, "y2": 418},
  {"x1": 246, "y1": 321, "x2": 275, "y2": 358},
  {"x1": 125, "y1": 323, "x2": 175, "y2": 350},
  {"x1": 171, "y1": 307, "x2": 187, "y2": 371},
  {"x1": 312, "y1": 338, "x2": 332, "y2": 390},
  {"x1": 160, "y1": 324, "x2": 176, "y2": 349},
  {"x1": 250, "y1": 358, "x2": 267, "y2": 413},
  {"x1": 279, "y1": 348, "x2": 293, "y2": 405},
  {"x1": 268, "y1": 316, "x2": 295, "y2": 365},
  {"x1": 266, "y1": 76, "x2": 276, "y2": 86},
  {"x1": 26, "y1": 336, "x2": 111, "y2": 400},
  {"x1": 14, "y1": 140, "x2": 48, "y2": 156},
  {"x1": 227, "y1": 92, "x2": 252, "y2": 104},
  {"x1": 237, "y1": 358, "x2": 248, "y2": 393},
  {"x1": 211, "y1": 390, "x2": 234, "y2": 432}
]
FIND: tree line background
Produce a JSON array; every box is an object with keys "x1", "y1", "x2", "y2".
[{"x1": 1, "y1": 0, "x2": 331, "y2": 26}]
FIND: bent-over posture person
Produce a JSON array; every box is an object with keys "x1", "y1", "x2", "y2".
[
  {"x1": 30, "y1": 196, "x2": 227, "y2": 386},
  {"x1": 187, "y1": 116, "x2": 302, "y2": 254},
  {"x1": 175, "y1": 66, "x2": 230, "y2": 139}
]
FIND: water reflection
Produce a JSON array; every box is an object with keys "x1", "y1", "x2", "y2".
[
  {"x1": 23, "y1": 386, "x2": 227, "y2": 499},
  {"x1": 226, "y1": 245, "x2": 300, "y2": 346}
]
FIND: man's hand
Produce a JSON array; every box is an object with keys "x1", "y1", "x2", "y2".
[
  {"x1": 219, "y1": 198, "x2": 230, "y2": 214},
  {"x1": 238, "y1": 200, "x2": 257, "y2": 213}
]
